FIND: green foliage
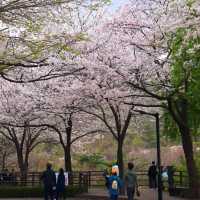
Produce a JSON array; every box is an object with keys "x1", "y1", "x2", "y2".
[
  {"x1": 163, "y1": 111, "x2": 180, "y2": 141},
  {"x1": 79, "y1": 153, "x2": 109, "y2": 170},
  {"x1": 131, "y1": 135, "x2": 144, "y2": 147},
  {"x1": 175, "y1": 144, "x2": 200, "y2": 174},
  {"x1": 25, "y1": 21, "x2": 43, "y2": 33},
  {"x1": 186, "y1": 0, "x2": 196, "y2": 8},
  {"x1": 89, "y1": 0, "x2": 111, "y2": 11},
  {"x1": 0, "y1": 65, "x2": 9, "y2": 72},
  {"x1": 0, "y1": 185, "x2": 85, "y2": 198},
  {"x1": 164, "y1": 24, "x2": 200, "y2": 140}
]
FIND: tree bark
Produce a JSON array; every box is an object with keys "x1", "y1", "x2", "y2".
[
  {"x1": 2, "y1": 152, "x2": 6, "y2": 171},
  {"x1": 17, "y1": 149, "x2": 28, "y2": 182},
  {"x1": 170, "y1": 98, "x2": 199, "y2": 197},
  {"x1": 20, "y1": 164, "x2": 28, "y2": 182},
  {"x1": 64, "y1": 118, "x2": 72, "y2": 172},
  {"x1": 179, "y1": 125, "x2": 199, "y2": 197},
  {"x1": 64, "y1": 145, "x2": 72, "y2": 172},
  {"x1": 117, "y1": 139, "x2": 124, "y2": 179}
]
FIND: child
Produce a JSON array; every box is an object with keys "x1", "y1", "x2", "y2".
[{"x1": 108, "y1": 165, "x2": 122, "y2": 200}]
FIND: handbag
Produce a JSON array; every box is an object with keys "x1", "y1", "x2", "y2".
[{"x1": 136, "y1": 188, "x2": 140, "y2": 197}]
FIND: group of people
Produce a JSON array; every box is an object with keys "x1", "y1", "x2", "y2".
[
  {"x1": 0, "y1": 169, "x2": 16, "y2": 184},
  {"x1": 148, "y1": 161, "x2": 175, "y2": 189},
  {"x1": 104, "y1": 162, "x2": 139, "y2": 200},
  {"x1": 40, "y1": 163, "x2": 66, "y2": 200},
  {"x1": 32, "y1": 160, "x2": 175, "y2": 200},
  {"x1": 104, "y1": 161, "x2": 175, "y2": 200}
]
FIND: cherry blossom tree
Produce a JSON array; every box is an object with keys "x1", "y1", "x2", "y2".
[
  {"x1": 0, "y1": 123, "x2": 47, "y2": 181},
  {"x1": 0, "y1": 0, "x2": 110, "y2": 82},
  {"x1": 0, "y1": 81, "x2": 49, "y2": 180},
  {"x1": 0, "y1": 136, "x2": 15, "y2": 171},
  {"x1": 70, "y1": 30, "x2": 137, "y2": 178},
  {"x1": 28, "y1": 76, "x2": 107, "y2": 172},
  {"x1": 105, "y1": 0, "x2": 200, "y2": 196},
  {"x1": 0, "y1": 1, "x2": 111, "y2": 175}
]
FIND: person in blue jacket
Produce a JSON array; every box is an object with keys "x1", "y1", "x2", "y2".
[
  {"x1": 108, "y1": 171, "x2": 122, "y2": 200},
  {"x1": 56, "y1": 168, "x2": 65, "y2": 200}
]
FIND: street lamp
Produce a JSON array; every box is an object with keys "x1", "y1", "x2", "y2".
[
  {"x1": 155, "y1": 113, "x2": 163, "y2": 200},
  {"x1": 134, "y1": 110, "x2": 163, "y2": 200}
]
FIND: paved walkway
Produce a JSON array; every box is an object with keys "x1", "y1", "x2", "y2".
[
  {"x1": 0, "y1": 188, "x2": 198, "y2": 200},
  {"x1": 82, "y1": 188, "x2": 198, "y2": 200},
  {"x1": 0, "y1": 198, "x2": 83, "y2": 200}
]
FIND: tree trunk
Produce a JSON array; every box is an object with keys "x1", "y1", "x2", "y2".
[
  {"x1": 175, "y1": 99, "x2": 199, "y2": 197},
  {"x1": 2, "y1": 152, "x2": 6, "y2": 171},
  {"x1": 117, "y1": 139, "x2": 124, "y2": 179},
  {"x1": 17, "y1": 151, "x2": 28, "y2": 183},
  {"x1": 64, "y1": 145, "x2": 72, "y2": 172},
  {"x1": 179, "y1": 125, "x2": 199, "y2": 197},
  {"x1": 20, "y1": 164, "x2": 28, "y2": 182}
]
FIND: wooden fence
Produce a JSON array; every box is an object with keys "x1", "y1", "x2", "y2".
[
  {"x1": 0, "y1": 171, "x2": 88, "y2": 188},
  {"x1": 0, "y1": 170, "x2": 188, "y2": 189}
]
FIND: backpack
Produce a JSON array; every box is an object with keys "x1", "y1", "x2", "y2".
[{"x1": 112, "y1": 179, "x2": 118, "y2": 190}]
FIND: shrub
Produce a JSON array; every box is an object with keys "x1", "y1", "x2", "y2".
[{"x1": 0, "y1": 185, "x2": 86, "y2": 198}]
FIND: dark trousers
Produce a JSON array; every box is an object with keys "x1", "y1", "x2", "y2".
[
  {"x1": 44, "y1": 186, "x2": 54, "y2": 200},
  {"x1": 149, "y1": 176, "x2": 157, "y2": 188},
  {"x1": 110, "y1": 194, "x2": 118, "y2": 200},
  {"x1": 56, "y1": 191, "x2": 65, "y2": 200},
  {"x1": 127, "y1": 187, "x2": 135, "y2": 200}
]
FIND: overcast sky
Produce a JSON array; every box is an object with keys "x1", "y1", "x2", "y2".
[{"x1": 109, "y1": 0, "x2": 129, "y2": 12}]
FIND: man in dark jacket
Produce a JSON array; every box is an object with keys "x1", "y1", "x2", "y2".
[
  {"x1": 148, "y1": 161, "x2": 157, "y2": 188},
  {"x1": 41, "y1": 163, "x2": 56, "y2": 200}
]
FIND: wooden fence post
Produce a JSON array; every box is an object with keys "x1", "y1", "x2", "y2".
[
  {"x1": 180, "y1": 171, "x2": 183, "y2": 186},
  {"x1": 79, "y1": 172, "x2": 83, "y2": 188},
  {"x1": 32, "y1": 172, "x2": 35, "y2": 186},
  {"x1": 83, "y1": 173, "x2": 89, "y2": 193},
  {"x1": 88, "y1": 171, "x2": 91, "y2": 187}
]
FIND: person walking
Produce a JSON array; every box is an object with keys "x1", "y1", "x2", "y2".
[
  {"x1": 124, "y1": 162, "x2": 139, "y2": 200},
  {"x1": 148, "y1": 161, "x2": 157, "y2": 188},
  {"x1": 108, "y1": 165, "x2": 122, "y2": 200},
  {"x1": 56, "y1": 168, "x2": 65, "y2": 200},
  {"x1": 41, "y1": 163, "x2": 56, "y2": 200}
]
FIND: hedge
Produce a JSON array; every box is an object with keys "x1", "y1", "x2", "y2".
[{"x1": 0, "y1": 185, "x2": 86, "y2": 198}]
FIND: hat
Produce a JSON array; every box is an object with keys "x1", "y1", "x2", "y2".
[{"x1": 111, "y1": 165, "x2": 119, "y2": 175}]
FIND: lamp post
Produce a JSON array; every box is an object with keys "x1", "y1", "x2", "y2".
[
  {"x1": 155, "y1": 113, "x2": 163, "y2": 200},
  {"x1": 134, "y1": 110, "x2": 163, "y2": 200}
]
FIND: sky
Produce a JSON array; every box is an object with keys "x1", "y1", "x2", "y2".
[{"x1": 109, "y1": 0, "x2": 129, "y2": 12}]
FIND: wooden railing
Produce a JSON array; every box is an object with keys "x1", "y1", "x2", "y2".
[
  {"x1": 0, "y1": 170, "x2": 188, "y2": 189},
  {"x1": 0, "y1": 171, "x2": 89, "y2": 188},
  {"x1": 172, "y1": 171, "x2": 189, "y2": 187}
]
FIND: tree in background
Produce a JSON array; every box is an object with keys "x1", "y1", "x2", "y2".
[
  {"x1": 107, "y1": 0, "x2": 200, "y2": 196},
  {"x1": 79, "y1": 153, "x2": 109, "y2": 170},
  {"x1": 0, "y1": 81, "x2": 48, "y2": 180},
  {"x1": 0, "y1": 0, "x2": 111, "y2": 175},
  {"x1": 0, "y1": 136, "x2": 15, "y2": 171},
  {"x1": 73, "y1": 29, "x2": 136, "y2": 178},
  {"x1": 0, "y1": 0, "x2": 110, "y2": 82}
]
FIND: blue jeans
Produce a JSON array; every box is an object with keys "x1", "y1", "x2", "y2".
[
  {"x1": 110, "y1": 194, "x2": 118, "y2": 200},
  {"x1": 127, "y1": 187, "x2": 135, "y2": 200}
]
